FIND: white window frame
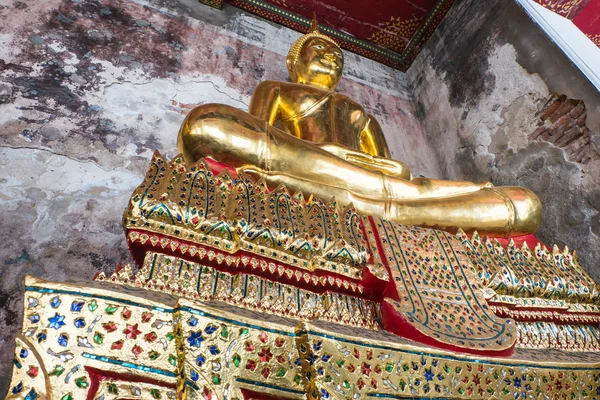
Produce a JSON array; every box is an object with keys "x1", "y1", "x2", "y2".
[{"x1": 516, "y1": 0, "x2": 600, "y2": 91}]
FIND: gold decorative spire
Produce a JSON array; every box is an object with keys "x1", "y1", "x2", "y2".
[
  {"x1": 286, "y1": 13, "x2": 341, "y2": 80},
  {"x1": 310, "y1": 12, "x2": 319, "y2": 31}
]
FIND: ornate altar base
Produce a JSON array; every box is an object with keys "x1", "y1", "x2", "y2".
[
  {"x1": 7, "y1": 276, "x2": 600, "y2": 400},
  {"x1": 5, "y1": 153, "x2": 600, "y2": 399}
]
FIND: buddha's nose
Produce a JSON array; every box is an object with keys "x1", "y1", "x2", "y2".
[{"x1": 324, "y1": 53, "x2": 336, "y2": 62}]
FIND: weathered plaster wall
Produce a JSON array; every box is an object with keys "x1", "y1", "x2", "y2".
[
  {"x1": 0, "y1": 0, "x2": 435, "y2": 392},
  {"x1": 407, "y1": 0, "x2": 600, "y2": 280}
]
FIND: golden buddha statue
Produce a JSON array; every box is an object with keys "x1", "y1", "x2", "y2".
[{"x1": 178, "y1": 18, "x2": 541, "y2": 238}]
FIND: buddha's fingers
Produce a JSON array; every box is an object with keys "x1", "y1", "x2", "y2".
[
  {"x1": 346, "y1": 154, "x2": 412, "y2": 181},
  {"x1": 316, "y1": 143, "x2": 410, "y2": 180}
]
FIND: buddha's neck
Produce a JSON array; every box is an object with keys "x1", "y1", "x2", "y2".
[{"x1": 297, "y1": 80, "x2": 336, "y2": 91}]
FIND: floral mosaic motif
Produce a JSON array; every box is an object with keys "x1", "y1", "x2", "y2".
[
  {"x1": 5, "y1": 277, "x2": 177, "y2": 400},
  {"x1": 94, "y1": 381, "x2": 177, "y2": 399},
  {"x1": 456, "y1": 231, "x2": 600, "y2": 350},
  {"x1": 6, "y1": 277, "x2": 600, "y2": 399},
  {"x1": 179, "y1": 304, "x2": 304, "y2": 399},
  {"x1": 461, "y1": 231, "x2": 600, "y2": 304},
  {"x1": 298, "y1": 324, "x2": 600, "y2": 399}
]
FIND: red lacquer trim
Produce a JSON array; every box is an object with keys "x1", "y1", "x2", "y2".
[
  {"x1": 380, "y1": 299, "x2": 515, "y2": 357},
  {"x1": 205, "y1": 156, "x2": 238, "y2": 177},
  {"x1": 127, "y1": 229, "x2": 375, "y2": 299},
  {"x1": 493, "y1": 234, "x2": 548, "y2": 250},
  {"x1": 365, "y1": 216, "x2": 393, "y2": 277},
  {"x1": 85, "y1": 366, "x2": 175, "y2": 400},
  {"x1": 359, "y1": 265, "x2": 390, "y2": 301}
]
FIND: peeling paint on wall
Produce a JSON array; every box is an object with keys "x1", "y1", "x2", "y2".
[{"x1": 407, "y1": 0, "x2": 600, "y2": 283}]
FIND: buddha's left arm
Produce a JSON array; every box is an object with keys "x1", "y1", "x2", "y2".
[
  {"x1": 359, "y1": 114, "x2": 391, "y2": 158},
  {"x1": 318, "y1": 115, "x2": 412, "y2": 180},
  {"x1": 355, "y1": 114, "x2": 412, "y2": 180}
]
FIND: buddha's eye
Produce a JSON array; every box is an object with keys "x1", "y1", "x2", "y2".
[
  {"x1": 313, "y1": 45, "x2": 324, "y2": 49},
  {"x1": 335, "y1": 52, "x2": 342, "y2": 58}
]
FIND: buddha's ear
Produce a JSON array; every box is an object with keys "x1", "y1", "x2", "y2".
[{"x1": 285, "y1": 57, "x2": 296, "y2": 82}]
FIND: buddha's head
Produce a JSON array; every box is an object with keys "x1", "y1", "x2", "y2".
[{"x1": 287, "y1": 17, "x2": 344, "y2": 90}]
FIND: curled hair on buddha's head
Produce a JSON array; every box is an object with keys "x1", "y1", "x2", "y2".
[{"x1": 286, "y1": 14, "x2": 342, "y2": 82}]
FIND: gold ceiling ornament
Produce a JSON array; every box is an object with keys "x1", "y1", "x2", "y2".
[
  {"x1": 534, "y1": 0, "x2": 588, "y2": 18},
  {"x1": 587, "y1": 33, "x2": 600, "y2": 47},
  {"x1": 368, "y1": 14, "x2": 424, "y2": 52}
]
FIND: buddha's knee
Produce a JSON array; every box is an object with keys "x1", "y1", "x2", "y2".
[
  {"x1": 493, "y1": 187, "x2": 542, "y2": 235},
  {"x1": 177, "y1": 103, "x2": 267, "y2": 166}
]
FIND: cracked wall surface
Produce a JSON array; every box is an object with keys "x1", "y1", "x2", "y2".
[
  {"x1": 407, "y1": 0, "x2": 600, "y2": 281},
  {"x1": 0, "y1": 0, "x2": 436, "y2": 392}
]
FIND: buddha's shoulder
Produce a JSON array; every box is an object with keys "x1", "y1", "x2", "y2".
[
  {"x1": 331, "y1": 92, "x2": 363, "y2": 109},
  {"x1": 266, "y1": 82, "x2": 360, "y2": 100},
  {"x1": 253, "y1": 80, "x2": 311, "y2": 98},
  {"x1": 267, "y1": 81, "x2": 323, "y2": 94},
  {"x1": 254, "y1": 81, "x2": 365, "y2": 109}
]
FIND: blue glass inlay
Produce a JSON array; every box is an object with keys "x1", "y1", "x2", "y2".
[{"x1": 82, "y1": 353, "x2": 176, "y2": 378}]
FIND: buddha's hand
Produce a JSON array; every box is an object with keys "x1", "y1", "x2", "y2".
[{"x1": 317, "y1": 143, "x2": 412, "y2": 180}]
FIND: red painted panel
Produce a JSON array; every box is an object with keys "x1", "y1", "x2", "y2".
[
  {"x1": 532, "y1": 0, "x2": 591, "y2": 19},
  {"x1": 533, "y1": 0, "x2": 599, "y2": 47},
  {"x1": 573, "y1": 0, "x2": 600, "y2": 46},
  {"x1": 226, "y1": 0, "x2": 455, "y2": 70}
]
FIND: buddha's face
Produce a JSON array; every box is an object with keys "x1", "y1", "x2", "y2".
[{"x1": 294, "y1": 37, "x2": 343, "y2": 90}]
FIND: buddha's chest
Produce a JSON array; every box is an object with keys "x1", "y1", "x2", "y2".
[{"x1": 278, "y1": 91, "x2": 367, "y2": 148}]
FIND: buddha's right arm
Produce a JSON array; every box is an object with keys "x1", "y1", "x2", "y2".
[{"x1": 248, "y1": 81, "x2": 281, "y2": 125}]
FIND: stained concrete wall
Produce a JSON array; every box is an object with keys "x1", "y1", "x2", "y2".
[
  {"x1": 407, "y1": 0, "x2": 600, "y2": 281},
  {"x1": 0, "y1": 0, "x2": 435, "y2": 392}
]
